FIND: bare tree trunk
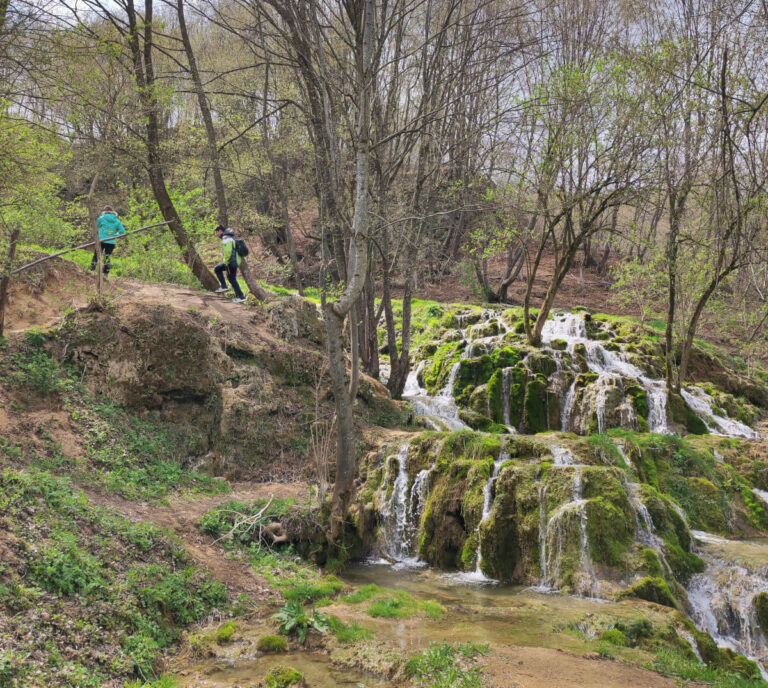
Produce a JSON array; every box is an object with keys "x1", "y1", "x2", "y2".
[
  {"x1": 87, "y1": 170, "x2": 103, "y2": 295},
  {"x1": 238, "y1": 253, "x2": 270, "y2": 301},
  {"x1": 177, "y1": 0, "x2": 228, "y2": 227},
  {"x1": 127, "y1": 0, "x2": 217, "y2": 291},
  {"x1": 664, "y1": 195, "x2": 681, "y2": 390},
  {"x1": 0, "y1": 227, "x2": 19, "y2": 337},
  {"x1": 326, "y1": 0, "x2": 375, "y2": 541}
]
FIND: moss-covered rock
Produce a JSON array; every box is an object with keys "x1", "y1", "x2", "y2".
[
  {"x1": 422, "y1": 341, "x2": 463, "y2": 394},
  {"x1": 523, "y1": 375, "x2": 548, "y2": 433},
  {"x1": 526, "y1": 351, "x2": 558, "y2": 377},
  {"x1": 668, "y1": 391, "x2": 708, "y2": 435},
  {"x1": 754, "y1": 592, "x2": 768, "y2": 637},
  {"x1": 454, "y1": 355, "x2": 494, "y2": 404},
  {"x1": 265, "y1": 665, "x2": 304, "y2": 688},
  {"x1": 618, "y1": 576, "x2": 676, "y2": 608}
]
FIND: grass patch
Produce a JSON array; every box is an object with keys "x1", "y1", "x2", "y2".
[
  {"x1": 341, "y1": 583, "x2": 382, "y2": 604},
  {"x1": 405, "y1": 641, "x2": 491, "y2": 688},
  {"x1": 327, "y1": 615, "x2": 374, "y2": 644},
  {"x1": 648, "y1": 648, "x2": 767, "y2": 688}
]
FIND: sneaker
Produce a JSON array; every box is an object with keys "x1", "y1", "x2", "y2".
[
  {"x1": 215, "y1": 286, "x2": 229, "y2": 293},
  {"x1": 232, "y1": 297, "x2": 246, "y2": 304}
]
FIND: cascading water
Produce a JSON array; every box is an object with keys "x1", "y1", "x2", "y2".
[
  {"x1": 681, "y1": 387, "x2": 759, "y2": 439},
  {"x1": 687, "y1": 536, "x2": 768, "y2": 678},
  {"x1": 379, "y1": 443, "x2": 412, "y2": 562},
  {"x1": 754, "y1": 489, "x2": 768, "y2": 508},
  {"x1": 453, "y1": 451, "x2": 511, "y2": 583}
]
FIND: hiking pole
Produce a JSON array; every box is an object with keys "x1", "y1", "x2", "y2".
[{"x1": 11, "y1": 221, "x2": 172, "y2": 275}]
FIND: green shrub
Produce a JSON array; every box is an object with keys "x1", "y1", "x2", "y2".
[
  {"x1": 599, "y1": 629, "x2": 629, "y2": 646},
  {"x1": 257, "y1": 634, "x2": 289, "y2": 652}
]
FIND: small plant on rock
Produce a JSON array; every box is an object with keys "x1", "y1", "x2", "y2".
[{"x1": 274, "y1": 600, "x2": 329, "y2": 644}]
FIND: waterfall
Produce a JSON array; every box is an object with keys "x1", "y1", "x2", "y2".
[
  {"x1": 681, "y1": 387, "x2": 759, "y2": 439},
  {"x1": 551, "y1": 445, "x2": 577, "y2": 466},
  {"x1": 561, "y1": 380, "x2": 577, "y2": 432},
  {"x1": 469, "y1": 451, "x2": 510, "y2": 581},
  {"x1": 755, "y1": 489, "x2": 768, "y2": 508},
  {"x1": 379, "y1": 443, "x2": 411, "y2": 562},
  {"x1": 502, "y1": 367, "x2": 512, "y2": 428},
  {"x1": 537, "y1": 467, "x2": 597, "y2": 596},
  {"x1": 627, "y1": 483, "x2": 665, "y2": 550},
  {"x1": 538, "y1": 484, "x2": 548, "y2": 589},
  {"x1": 687, "y1": 546, "x2": 768, "y2": 678},
  {"x1": 643, "y1": 379, "x2": 668, "y2": 434},
  {"x1": 403, "y1": 351, "x2": 469, "y2": 431}
]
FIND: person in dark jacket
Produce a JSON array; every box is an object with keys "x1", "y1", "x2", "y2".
[
  {"x1": 90, "y1": 205, "x2": 126, "y2": 275},
  {"x1": 214, "y1": 225, "x2": 246, "y2": 303}
]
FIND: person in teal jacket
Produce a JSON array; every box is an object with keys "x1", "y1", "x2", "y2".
[
  {"x1": 90, "y1": 205, "x2": 126, "y2": 275},
  {"x1": 214, "y1": 225, "x2": 246, "y2": 303}
]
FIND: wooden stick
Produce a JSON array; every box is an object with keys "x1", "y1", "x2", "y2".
[{"x1": 11, "y1": 221, "x2": 172, "y2": 275}]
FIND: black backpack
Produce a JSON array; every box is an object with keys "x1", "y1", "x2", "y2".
[{"x1": 234, "y1": 238, "x2": 249, "y2": 258}]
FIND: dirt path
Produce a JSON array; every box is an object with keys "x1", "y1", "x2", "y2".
[
  {"x1": 485, "y1": 646, "x2": 701, "y2": 688},
  {"x1": 83, "y1": 482, "x2": 308, "y2": 600}
]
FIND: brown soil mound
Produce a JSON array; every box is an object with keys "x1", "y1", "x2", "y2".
[{"x1": 5, "y1": 255, "x2": 92, "y2": 332}]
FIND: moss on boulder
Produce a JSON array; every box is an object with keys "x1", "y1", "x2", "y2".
[
  {"x1": 618, "y1": 576, "x2": 676, "y2": 608},
  {"x1": 754, "y1": 592, "x2": 768, "y2": 637}
]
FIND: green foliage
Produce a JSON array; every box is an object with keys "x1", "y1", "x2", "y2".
[
  {"x1": 130, "y1": 565, "x2": 227, "y2": 627},
  {"x1": 614, "y1": 619, "x2": 653, "y2": 647},
  {"x1": 29, "y1": 535, "x2": 105, "y2": 597},
  {"x1": 599, "y1": 629, "x2": 629, "y2": 646},
  {"x1": 264, "y1": 666, "x2": 303, "y2": 688},
  {"x1": 126, "y1": 677, "x2": 178, "y2": 688},
  {"x1": 404, "y1": 642, "x2": 490, "y2": 688},
  {"x1": 274, "y1": 600, "x2": 329, "y2": 644},
  {"x1": 256, "y1": 635, "x2": 289, "y2": 652},
  {"x1": 10, "y1": 346, "x2": 72, "y2": 396}
]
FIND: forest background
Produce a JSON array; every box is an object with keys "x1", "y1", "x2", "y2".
[{"x1": 3, "y1": 0, "x2": 768, "y2": 529}]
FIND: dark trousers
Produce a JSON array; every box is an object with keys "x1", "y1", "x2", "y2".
[
  {"x1": 214, "y1": 262, "x2": 245, "y2": 299},
  {"x1": 90, "y1": 242, "x2": 115, "y2": 274}
]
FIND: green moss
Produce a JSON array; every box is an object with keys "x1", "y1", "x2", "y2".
[
  {"x1": 265, "y1": 665, "x2": 303, "y2": 688},
  {"x1": 741, "y1": 488, "x2": 768, "y2": 530},
  {"x1": 423, "y1": 342, "x2": 462, "y2": 394},
  {"x1": 618, "y1": 576, "x2": 676, "y2": 608},
  {"x1": 625, "y1": 385, "x2": 648, "y2": 419},
  {"x1": 454, "y1": 354, "x2": 494, "y2": 404},
  {"x1": 668, "y1": 392, "x2": 708, "y2": 435},
  {"x1": 257, "y1": 635, "x2": 288, "y2": 652},
  {"x1": 754, "y1": 592, "x2": 768, "y2": 636},
  {"x1": 585, "y1": 497, "x2": 632, "y2": 566},
  {"x1": 523, "y1": 375, "x2": 547, "y2": 433},
  {"x1": 491, "y1": 346, "x2": 522, "y2": 369},
  {"x1": 641, "y1": 549, "x2": 663, "y2": 577},
  {"x1": 526, "y1": 351, "x2": 557, "y2": 377},
  {"x1": 215, "y1": 622, "x2": 236, "y2": 644}
]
